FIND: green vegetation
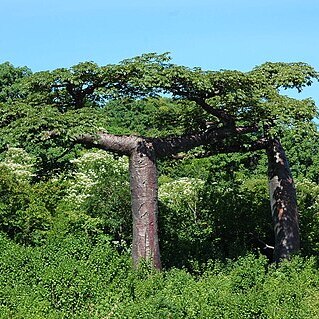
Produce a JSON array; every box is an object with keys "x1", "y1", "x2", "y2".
[
  {"x1": 0, "y1": 56, "x2": 319, "y2": 317},
  {"x1": 1, "y1": 233, "x2": 319, "y2": 318}
]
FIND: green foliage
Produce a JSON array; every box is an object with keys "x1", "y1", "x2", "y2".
[
  {"x1": 56, "y1": 150, "x2": 131, "y2": 243},
  {"x1": 157, "y1": 152, "x2": 272, "y2": 269},
  {"x1": 0, "y1": 55, "x2": 318, "y2": 180},
  {"x1": 0, "y1": 147, "x2": 68, "y2": 244},
  {"x1": 0, "y1": 234, "x2": 318, "y2": 318},
  {"x1": 280, "y1": 126, "x2": 319, "y2": 182},
  {"x1": 104, "y1": 98, "x2": 204, "y2": 136},
  {"x1": 0, "y1": 165, "x2": 52, "y2": 244},
  {"x1": 0, "y1": 62, "x2": 31, "y2": 102},
  {"x1": 159, "y1": 176, "x2": 216, "y2": 269},
  {"x1": 251, "y1": 62, "x2": 318, "y2": 92},
  {"x1": 0, "y1": 100, "x2": 108, "y2": 176},
  {"x1": 295, "y1": 179, "x2": 319, "y2": 256},
  {"x1": 0, "y1": 233, "x2": 132, "y2": 318}
]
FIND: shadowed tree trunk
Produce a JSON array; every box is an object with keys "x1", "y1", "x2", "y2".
[{"x1": 267, "y1": 138, "x2": 300, "y2": 262}]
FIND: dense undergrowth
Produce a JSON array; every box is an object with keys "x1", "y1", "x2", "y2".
[
  {"x1": 0, "y1": 147, "x2": 319, "y2": 318},
  {"x1": 1, "y1": 232, "x2": 319, "y2": 319}
]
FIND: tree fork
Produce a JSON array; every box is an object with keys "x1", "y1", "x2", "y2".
[
  {"x1": 76, "y1": 126, "x2": 260, "y2": 269},
  {"x1": 267, "y1": 138, "x2": 300, "y2": 262}
]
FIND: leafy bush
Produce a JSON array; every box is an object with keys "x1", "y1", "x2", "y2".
[
  {"x1": 159, "y1": 176, "x2": 220, "y2": 269},
  {"x1": 0, "y1": 166, "x2": 53, "y2": 244},
  {"x1": 0, "y1": 148, "x2": 67, "y2": 244},
  {"x1": 295, "y1": 179, "x2": 319, "y2": 256},
  {"x1": 0, "y1": 234, "x2": 318, "y2": 319},
  {"x1": 158, "y1": 154, "x2": 273, "y2": 269},
  {"x1": 56, "y1": 150, "x2": 131, "y2": 244}
]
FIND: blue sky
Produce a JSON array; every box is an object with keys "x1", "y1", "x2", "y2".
[{"x1": 1, "y1": 0, "x2": 319, "y2": 103}]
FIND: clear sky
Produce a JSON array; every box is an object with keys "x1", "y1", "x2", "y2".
[{"x1": 1, "y1": 0, "x2": 319, "y2": 103}]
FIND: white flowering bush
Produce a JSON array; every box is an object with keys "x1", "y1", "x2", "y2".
[
  {"x1": 58, "y1": 150, "x2": 131, "y2": 241},
  {"x1": 0, "y1": 147, "x2": 36, "y2": 181},
  {"x1": 64, "y1": 150, "x2": 128, "y2": 208},
  {"x1": 159, "y1": 177, "x2": 205, "y2": 216},
  {"x1": 0, "y1": 149, "x2": 53, "y2": 244}
]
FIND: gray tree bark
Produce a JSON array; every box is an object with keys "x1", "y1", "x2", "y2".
[
  {"x1": 267, "y1": 139, "x2": 300, "y2": 262},
  {"x1": 130, "y1": 141, "x2": 161, "y2": 269}
]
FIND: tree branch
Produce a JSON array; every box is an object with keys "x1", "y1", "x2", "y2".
[
  {"x1": 191, "y1": 97, "x2": 236, "y2": 127},
  {"x1": 75, "y1": 132, "x2": 140, "y2": 155},
  {"x1": 169, "y1": 138, "x2": 268, "y2": 159},
  {"x1": 153, "y1": 125, "x2": 258, "y2": 158},
  {"x1": 74, "y1": 125, "x2": 259, "y2": 159},
  {"x1": 193, "y1": 137, "x2": 268, "y2": 158}
]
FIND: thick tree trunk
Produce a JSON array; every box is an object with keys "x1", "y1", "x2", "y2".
[
  {"x1": 267, "y1": 139, "x2": 300, "y2": 262},
  {"x1": 129, "y1": 140, "x2": 161, "y2": 270},
  {"x1": 77, "y1": 126, "x2": 259, "y2": 269}
]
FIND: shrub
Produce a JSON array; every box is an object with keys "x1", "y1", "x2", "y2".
[
  {"x1": 0, "y1": 234, "x2": 318, "y2": 318},
  {"x1": 56, "y1": 150, "x2": 131, "y2": 243}
]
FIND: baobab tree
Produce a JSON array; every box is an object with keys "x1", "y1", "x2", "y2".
[{"x1": 0, "y1": 55, "x2": 317, "y2": 268}]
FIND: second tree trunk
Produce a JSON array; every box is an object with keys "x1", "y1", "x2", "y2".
[{"x1": 267, "y1": 139, "x2": 300, "y2": 262}]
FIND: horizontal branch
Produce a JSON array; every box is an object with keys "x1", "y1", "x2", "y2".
[
  {"x1": 75, "y1": 125, "x2": 259, "y2": 159},
  {"x1": 170, "y1": 138, "x2": 268, "y2": 160},
  {"x1": 195, "y1": 137, "x2": 268, "y2": 158},
  {"x1": 75, "y1": 133, "x2": 141, "y2": 155},
  {"x1": 153, "y1": 125, "x2": 258, "y2": 158}
]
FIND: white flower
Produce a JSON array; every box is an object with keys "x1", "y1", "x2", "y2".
[
  {"x1": 63, "y1": 150, "x2": 129, "y2": 208},
  {"x1": 0, "y1": 147, "x2": 36, "y2": 180},
  {"x1": 159, "y1": 177, "x2": 205, "y2": 211}
]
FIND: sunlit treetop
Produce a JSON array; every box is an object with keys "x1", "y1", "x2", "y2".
[{"x1": 6, "y1": 53, "x2": 318, "y2": 131}]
